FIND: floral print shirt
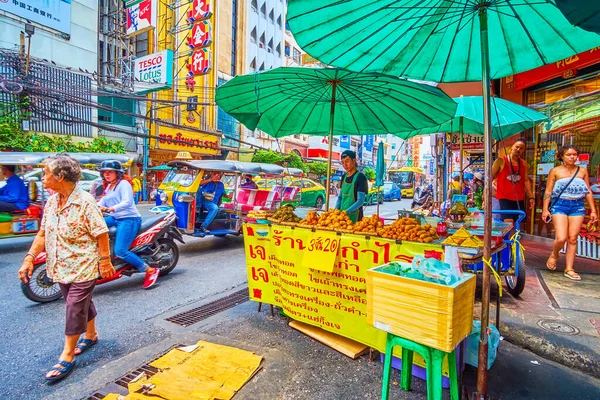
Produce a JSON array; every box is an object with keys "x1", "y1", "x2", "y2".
[{"x1": 42, "y1": 186, "x2": 108, "y2": 284}]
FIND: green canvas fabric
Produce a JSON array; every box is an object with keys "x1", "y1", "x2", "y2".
[
  {"x1": 215, "y1": 67, "x2": 457, "y2": 138},
  {"x1": 395, "y1": 96, "x2": 549, "y2": 140},
  {"x1": 287, "y1": 0, "x2": 600, "y2": 82},
  {"x1": 556, "y1": 0, "x2": 600, "y2": 34}
]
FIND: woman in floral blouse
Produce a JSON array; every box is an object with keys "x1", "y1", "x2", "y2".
[{"x1": 18, "y1": 154, "x2": 115, "y2": 383}]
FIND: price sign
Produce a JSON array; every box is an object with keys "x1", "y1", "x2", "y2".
[{"x1": 301, "y1": 230, "x2": 341, "y2": 272}]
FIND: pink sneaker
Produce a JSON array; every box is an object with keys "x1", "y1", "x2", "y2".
[{"x1": 143, "y1": 268, "x2": 160, "y2": 289}]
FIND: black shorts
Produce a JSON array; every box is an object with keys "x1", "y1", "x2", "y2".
[{"x1": 498, "y1": 199, "x2": 526, "y2": 221}]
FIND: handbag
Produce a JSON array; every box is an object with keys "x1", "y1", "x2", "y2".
[
  {"x1": 202, "y1": 192, "x2": 215, "y2": 201},
  {"x1": 549, "y1": 166, "x2": 579, "y2": 210}
]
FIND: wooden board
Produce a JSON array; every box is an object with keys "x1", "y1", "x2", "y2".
[{"x1": 289, "y1": 320, "x2": 369, "y2": 359}]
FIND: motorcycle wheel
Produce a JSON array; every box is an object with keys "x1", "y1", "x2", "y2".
[
  {"x1": 155, "y1": 238, "x2": 179, "y2": 276},
  {"x1": 21, "y1": 262, "x2": 63, "y2": 303}
]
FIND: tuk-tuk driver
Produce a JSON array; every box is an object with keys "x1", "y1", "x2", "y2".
[
  {"x1": 335, "y1": 150, "x2": 368, "y2": 223},
  {"x1": 198, "y1": 171, "x2": 227, "y2": 233},
  {"x1": 0, "y1": 165, "x2": 29, "y2": 212}
]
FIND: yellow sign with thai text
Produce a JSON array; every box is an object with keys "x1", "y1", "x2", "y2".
[
  {"x1": 244, "y1": 223, "x2": 450, "y2": 374},
  {"x1": 152, "y1": 125, "x2": 219, "y2": 155}
]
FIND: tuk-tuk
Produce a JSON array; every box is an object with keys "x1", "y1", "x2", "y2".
[
  {"x1": 154, "y1": 160, "x2": 291, "y2": 237},
  {"x1": 0, "y1": 152, "x2": 132, "y2": 239}
]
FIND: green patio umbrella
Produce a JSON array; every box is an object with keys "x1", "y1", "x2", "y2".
[
  {"x1": 216, "y1": 67, "x2": 457, "y2": 209},
  {"x1": 287, "y1": 1, "x2": 600, "y2": 395},
  {"x1": 556, "y1": 0, "x2": 600, "y2": 34},
  {"x1": 394, "y1": 96, "x2": 549, "y2": 187},
  {"x1": 395, "y1": 96, "x2": 549, "y2": 141}
]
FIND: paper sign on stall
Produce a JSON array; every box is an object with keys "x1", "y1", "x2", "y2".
[{"x1": 300, "y1": 229, "x2": 340, "y2": 272}]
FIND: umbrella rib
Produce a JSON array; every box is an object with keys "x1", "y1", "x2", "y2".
[
  {"x1": 335, "y1": 88, "x2": 363, "y2": 134},
  {"x1": 358, "y1": 0, "x2": 443, "y2": 76},
  {"x1": 500, "y1": 1, "x2": 552, "y2": 65},
  {"x1": 275, "y1": 82, "x2": 331, "y2": 136},
  {"x1": 434, "y1": 4, "x2": 469, "y2": 79},
  {"x1": 339, "y1": 85, "x2": 398, "y2": 132}
]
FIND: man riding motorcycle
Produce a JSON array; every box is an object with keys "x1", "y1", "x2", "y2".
[{"x1": 97, "y1": 160, "x2": 160, "y2": 289}]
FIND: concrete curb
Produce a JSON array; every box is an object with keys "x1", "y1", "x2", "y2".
[{"x1": 500, "y1": 322, "x2": 600, "y2": 380}]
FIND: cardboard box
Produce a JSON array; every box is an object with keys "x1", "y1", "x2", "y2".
[{"x1": 366, "y1": 264, "x2": 475, "y2": 353}]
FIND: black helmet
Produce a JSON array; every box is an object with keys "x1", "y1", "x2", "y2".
[{"x1": 98, "y1": 160, "x2": 124, "y2": 173}]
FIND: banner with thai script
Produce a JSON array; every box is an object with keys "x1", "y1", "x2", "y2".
[{"x1": 244, "y1": 223, "x2": 449, "y2": 374}]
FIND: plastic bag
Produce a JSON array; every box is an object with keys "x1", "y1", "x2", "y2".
[{"x1": 465, "y1": 320, "x2": 500, "y2": 370}]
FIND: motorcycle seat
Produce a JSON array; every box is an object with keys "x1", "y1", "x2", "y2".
[{"x1": 107, "y1": 215, "x2": 167, "y2": 237}]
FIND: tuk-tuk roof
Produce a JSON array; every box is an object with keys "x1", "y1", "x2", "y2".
[
  {"x1": 0, "y1": 152, "x2": 132, "y2": 166},
  {"x1": 283, "y1": 167, "x2": 304, "y2": 177},
  {"x1": 167, "y1": 160, "x2": 286, "y2": 175}
]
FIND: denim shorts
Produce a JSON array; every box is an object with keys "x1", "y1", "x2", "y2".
[{"x1": 550, "y1": 198, "x2": 586, "y2": 217}]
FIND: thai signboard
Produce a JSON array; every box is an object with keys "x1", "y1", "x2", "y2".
[
  {"x1": 134, "y1": 50, "x2": 173, "y2": 93},
  {"x1": 126, "y1": 0, "x2": 157, "y2": 36},
  {"x1": 451, "y1": 132, "x2": 484, "y2": 151},
  {"x1": 0, "y1": 0, "x2": 71, "y2": 34}
]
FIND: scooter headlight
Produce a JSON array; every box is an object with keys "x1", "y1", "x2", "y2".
[{"x1": 159, "y1": 191, "x2": 167, "y2": 202}]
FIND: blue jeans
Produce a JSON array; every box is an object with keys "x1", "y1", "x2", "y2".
[
  {"x1": 201, "y1": 199, "x2": 219, "y2": 229},
  {"x1": 551, "y1": 198, "x2": 586, "y2": 217},
  {"x1": 104, "y1": 216, "x2": 147, "y2": 272}
]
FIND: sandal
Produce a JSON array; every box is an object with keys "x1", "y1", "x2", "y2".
[
  {"x1": 74, "y1": 337, "x2": 98, "y2": 355},
  {"x1": 546, "y1": 254, "x2": 558, "y2": 271},
  {"x1": 45, "y1": 359, "x2": 76, "y2": 383},
  {"x1": 564, "y1": 270, "x2": 581, "y2": 281}
]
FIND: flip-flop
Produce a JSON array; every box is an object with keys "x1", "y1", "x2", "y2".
[
  {"x1": 546, "y1": 255, "x2": 558, "y2": 271},
  {"x1": 46, "y1": 359, "x2": 76, "y2": 384},
  {"x1": 74, "y1": 337, "x2": 98, "y2": 355},
  {"x1": 564, "y1": 270, "x2": 581, "y2": 281}
]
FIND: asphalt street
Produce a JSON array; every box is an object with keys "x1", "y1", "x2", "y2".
[{"x1": 0, "y1": 198, "x2": 412, "y2": 399}]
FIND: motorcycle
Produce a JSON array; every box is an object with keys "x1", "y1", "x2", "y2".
[
  {"x1": 21, "y1": 209, "x2": 184, "y2": 303},
  {"x1": 411, "y1": 184, "x2": 434, "y2": 210}
]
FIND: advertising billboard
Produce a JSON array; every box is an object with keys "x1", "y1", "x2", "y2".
[
  {"x1": 133, "y1": 50, "x2": 173, "y2": 93},
  {"x1": 0, "y1": 0, "x2": 71, "y2": 34},
  {"x1": 126, "y1": 0, "x2": 157, "y2": 36}
]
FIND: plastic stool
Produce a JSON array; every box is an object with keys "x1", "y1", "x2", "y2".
[{"x1": 381, "y1": 333, "x2": 459, "y2": 400}]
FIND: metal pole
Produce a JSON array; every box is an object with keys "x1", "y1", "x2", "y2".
[
  {"x1": 325, "y1": 80, "x2": 338, "y2": 211},
  {"x1": 459, "y1": 116, "x2": 464, "y2": 188},
  {"x1": 476, "y1": 7, "x2": 493, "y2": 399}
]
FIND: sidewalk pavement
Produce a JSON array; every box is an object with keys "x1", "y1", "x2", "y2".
[
  {"x1": 474, "y1": 238, "x2": 600, "y2": 379},
  {"x1": 67, "y1": 289, "x2": 600, "y2": 400}
]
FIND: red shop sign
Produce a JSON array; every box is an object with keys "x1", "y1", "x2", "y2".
[
  {"x1": 512, "y1": 47, "x2": 600, "y2": 90},
  {"x1": 188, "y1": 0, "x2": 213, "y2": 22},
  {"x1": 187, "y1": 49, "x2": 212, "y2": 76},
  {"x1": 187, "y1": 21, "x2": 212, "y2": 49}
]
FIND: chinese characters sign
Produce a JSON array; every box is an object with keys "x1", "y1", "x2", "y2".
[
  {"x1": 186, "y1": 21, "x2": 212, "y2": 49},
  {"x1": 187, "y1": 49, "x2": 211, "y2": 76},
  {"x1": 187, "y1": 0, "x2": 213, "y2": 22},
  {"x1": 0, "y1": 0, "x2": 71, "y2": 34}
]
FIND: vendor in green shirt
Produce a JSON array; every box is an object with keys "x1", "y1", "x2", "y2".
[{"x1": 335, "y1": 150, "x2": 368, "y2": 223}]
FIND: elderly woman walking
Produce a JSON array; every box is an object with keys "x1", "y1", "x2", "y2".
[{"x1": 18, "y1": 154, "x2": 115, "y2": 383}]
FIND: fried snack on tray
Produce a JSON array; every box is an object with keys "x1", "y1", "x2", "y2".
[
  {"x1": 271, "y1": 204, "x2": 302, "y2": 223},
  {"x1": 377, "y1": 218, "x2": 438, "y2": 243},
  {"x1": 352, "y1": 214, "x2": 383, "y2": 235}
]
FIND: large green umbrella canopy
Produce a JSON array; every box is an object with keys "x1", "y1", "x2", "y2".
[
  {"x1": 556, "y1": 0, "x2": 600, "y2": 34},
  {"x1": 216, "y1": 67, "x2": 457, "y2": 208},
  {"x1": 395, "y1": 96, "x2": 549, "y2": 140},
  {"x1": 215, "y1": 67, "x2": 457, "y2": 137},
  {"x1": 287, "y1": 0, "x2": 600, "y2": 82},
  {"x1": 287, "y1": 1, "x2": 600, "y2": 394}
]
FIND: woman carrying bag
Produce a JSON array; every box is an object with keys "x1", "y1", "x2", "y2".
[{"x1": 542, "y1": 145, "x2": 597, "y2": 281}]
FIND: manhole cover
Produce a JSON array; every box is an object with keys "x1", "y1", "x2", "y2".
[{"x1": 536, "y1": 319, "x2": 580, "y2": 335}]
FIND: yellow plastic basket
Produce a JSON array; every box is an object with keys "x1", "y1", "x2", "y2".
[{"x1": 366, "y1": 264, "x2": 476, "y2": 353}]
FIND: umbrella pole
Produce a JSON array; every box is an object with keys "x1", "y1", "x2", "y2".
[
  {"x1": 459, "y1": 117, "x2": 464, "y2": 188},
  {"x1": 325, "y1": 81, "x2": 338, "y2": 211},
  {"x1": 476, "y1": 7, "x2": 493, "y2": 399}
]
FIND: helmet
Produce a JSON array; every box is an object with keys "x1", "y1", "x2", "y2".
[{"x1": 98, "y1": 160, "x2": 124, "y2": 173}]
